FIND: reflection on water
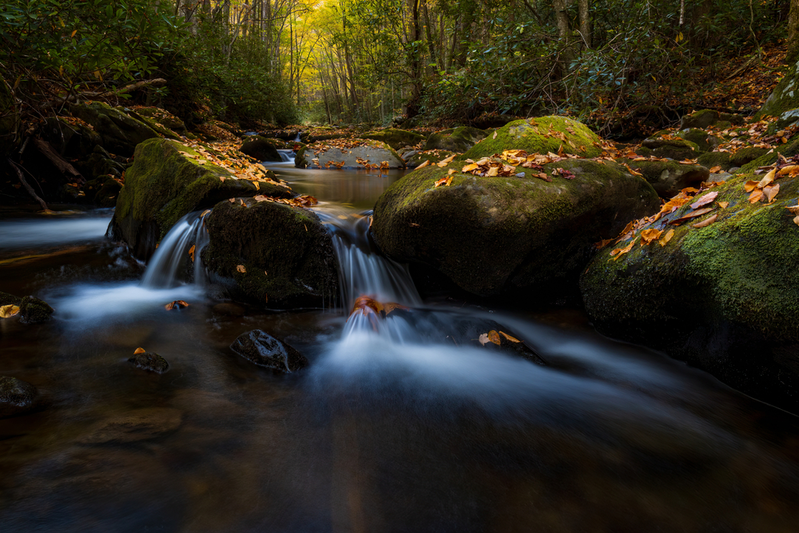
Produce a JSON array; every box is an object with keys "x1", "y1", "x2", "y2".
[{"x1": 1, "y1": 181, "x2": 798, "y2": 532}]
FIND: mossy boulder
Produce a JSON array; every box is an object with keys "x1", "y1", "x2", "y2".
[
  {"x1": 623, "y1": 159, "x2": 709, "y2": 198},
  {"x1": 111, "y1": 138, "x2": 290, "y2": 260},
  {"x1": 0, "y1": 376, "x2": 39, "y2": 418},
  {"x1": 128, "y1": 351, "x2": 170, "y2": 374},
  {"x1": 757, "y1": 61, "x2": 799, "y2": 119},
  {"x1": 639, "y1": 138, "x2": 700, "y2": 160},
  {"x1": 680, "y1": 109, "x2": 745, "y2": 129},
  {"x1": 463, "y1": 116, "x2": 601, "y2": 160},
  {"x1": 580, "y1": 173, "x2": 799, "y2": 412},
  {"x1": 240, "y1": 136, "x2": 282, "y2": 162},
  {"x1": 2, "y1": 292, "x2": 54, "y2": 324},
  {"x1": 132, "y1": 107, "x2": 187, "y2": 133},
  {"x1": 0, "y1": 78, "x2": 18, "y2": 155},
  {"x1": 698, "y1": 152, "x2": 733, "y2": 171},
  {"x1": 424, "y1": 127, "x2": 487, "y2": 153},
  {"x1": 740, "y1": 136, "x2": 799, "y2": 173},
  {"x1": 403, "y1": 150, "x2": 456, "y2": 168},
  {"x1": 361, "y1": 128, "x2": 426, "y2": 150},
  {"x1": 203, "y1": 199, "x2": 338, "y2": 309},
  {"x1": 677, "y1": 128, "x2": 721, "y2": 152},
  {"x1": 371, "y1": 158, "x2": 660, "y2": 298},
  {"x1": 729, "y1": 147, "x2": 769, "y2": 168},
  {"x1": 69, "y1": 101, "x2": 160, "y2": 157},
  {"x1": 295, "y1": 141, "x2": 405, "y2": 169}
]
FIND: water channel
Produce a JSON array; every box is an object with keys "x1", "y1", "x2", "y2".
[{"x1": 0, "y1": 158, "x2": 798, "y2": 532}]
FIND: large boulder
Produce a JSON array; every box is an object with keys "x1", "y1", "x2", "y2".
[
  {"x1": 423, "y1": 127, "x2": 487, "y2": 152},
  {"x1": 680, "y1": 109, "x2": 744, "y2": 129},
  {"x1": 463, "y1": 116, "x2": 602, "y2": 160},
  {"x1": 70, "y1": 102, "x2": 161, "y2": 157},
  {"x1": 371, "y1": 158, "x2": 660, "y2": 298},
  {"x1": 295, "y1": 140, "x2": 405, "y2": 169},
  {"x1": 637, "y1": 137, "x2": 700, "y2": 161},
  {"x1": 624, "y1": 159, "x2": 709, "y2": 199},
  {"x1": 203, "y1": 198, "x2": 338, "y2": 308},
  {"x1": 240, "y1": 135, "x2": 282, "y2": 162},
  {"x1": 580, "y1": 171, "x2": 799, "y2": 412},
  {"x1": 111, "y1": 138, "x2": 291, "y2": 260},
  {"x1": 361, "y1": 128, "x2": 425, "y2": 150}
]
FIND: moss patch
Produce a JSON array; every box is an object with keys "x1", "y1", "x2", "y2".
[
  {"x1": 424, "y1": 127, "x2": 487, "y2": 152},
  {"x1": 361, "y1": 128, "x2": 426, "y2": 150}
]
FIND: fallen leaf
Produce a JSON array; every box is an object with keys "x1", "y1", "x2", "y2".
[
  {"x1": 610, "y1": 239, "x2": 636, "y2": 260},
  {"x1": 658, "y1": 229, "x2": 675, "y2": 246},
  {"x1": 794, "y1": 215, "x2": 799, "y2": 227},
  {"x1": 757, "y1": 168, "x2": 776, "y2": 188},
  {"x1": 462, "y1": 163, "x2": 479, "y2": 173},
  {"x1": 777, "y1": 164, "x2": 799, "y2": 177},
  {"x1": 744, "y1": 180, "x2": 760, "y2": 193},
  {"x1": 434, "y1": 176, "x2": 453, "y2": 187},
  {"x1": 499, "y1": 331, "x2": 521, "y2": 343},
  {"x1": 786, "y1": 204, "x2": 799, "y2": 215},
  {"x1": 478, "y1": 333, "x2": 490, "y2": 346},
  {"x1": 640, "y1": 228, "x2": 664, "y2": 245},
  {"x1": 437, "y1": 154, "x2": 457, "y2": 167},
  {"x1": 236, "y1": 265, "x2": 247, "y2": 273},
  {"x1": 709, "y1": 165, "x2": 723, "y2": 173},
  {"x1": 384, "y1": 302, "x2": 409, "y2": 315},
  {"x1": 690, "y1": 191, "x2": 718, "y2": 210},
  {"x1": 486, "y1": 166, "x2": 499, "y2": 177},
  {"x1": 763, "y1": 183, "x2": 780, "y2": 203},
  {"x1": 748, "y1": 189, "x2": 764, "y2": 203},
  {"x1": 188, "y1": 245, "x2": 195, "y2": 262},
  {"x1": 165, "y1": 300, "x2": 189, "y2": 311},
  {"x1": 488, "y1": 330, "x2": 501, "y2": 345},
  {"x1": 0, "y1": 304, "x2": 20, "y2": 318},
  {"x1": 692, "y1": 214, "x2": 718, "y2": 228},
  {"x1": 417, "y1": 160, "x2": 431, "y2": 169},
  {"x1": 447, "y1": 168, "x2": 456, "y2": 175},
  {"x1": 718, "y1": 201, "x2": 729, "y2": 208},
  {"x1": 133, "y1": 347, "x2": 146, "y2": 355},
  {"x1": 669, "y1": 207, "x2": 714, "y2": 225},
  {"x1": 493, "y1": 131, "x2": 498, "y2": 139}
]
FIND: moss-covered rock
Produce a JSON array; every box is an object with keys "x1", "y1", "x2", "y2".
[
  {"x1": 70, "y1": 101, "x2": 160, "y2": 157},
  {"x1": 580, "y1": 173, "x2": 799, "y2": 412},
  {"x1": 361, "y1": 128, "x2": 426, "y2": 150},
  {"x1": 698, "y1": 152, "x2": 733, "y2": 171},
  {"x1": 730, "y1": 147, "x2": 769, "y2": 167},
  {"x1": 424, "y1": 127, "x2": 487, "y2": 153},
  {"x1": 111, "y1": 138, "x2": 290, "y2": 259},
  {"x1": 623, "y1": 159, "x2": 709, "y2": 199},
  {"x1": 0, "y1": 78, "x2": 19, "y2": 156},
  {"x1": 639, "y1": 138, "x2": 700, "y2": 160},
  {"x1": 19, "y1": 295, "x2": 54, "y2": 324},
  {"x1": 680, "y1": 109, "x2": 745, "y2": 129},
  {"x1": 295, "y1": 140, "x2": 405, "y2": 169},
  {"x1": 203, "y1": 199, "x2": 338, "y2": 309},
  {"x1": 0, "y1": 376, "x2": 39, "y2": 418},
  {"x1": 677, "y1": 128, "x2": 721, "y2": 152},
  {"x1": 40, "y1": 117, "x2": 102, "y2": 160},
  {"x1": 403, "y1": 150, "x2": 456, "y2": 168},
  {"x1": 240, "y1": 136, "x2": 282, "y2": 161},
  {"x1": 371, "y1": 158, "x2": 660, "y2": 298},
  {"x1": 740, "y1": 136, "x2": 799, "y2": 173},
  {"x1": 132, "y1": 107, "x2": 187, "y2": 133},
  {"x1": 464, "y1": 116, "x2": 601, "y2": 159},
  {"x1": 757, "y1": 61, "x2": 799, "y2": 119}
]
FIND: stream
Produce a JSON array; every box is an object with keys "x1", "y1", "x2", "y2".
[{"x1": 1, "y1": 159, "x2": 798, "y2": 532}]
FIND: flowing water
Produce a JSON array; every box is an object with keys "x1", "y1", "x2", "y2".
[{"x1": 1, "y1": 164, "x2": 798, "y2": 533}]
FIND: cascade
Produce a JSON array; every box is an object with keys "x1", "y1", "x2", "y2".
[
  {"x1": 141, "y1": 211, "x2": 210, "y2": 289},
  {"x1": 277, "y1": 149, "x2": 295, "y2": 163},
  {"x1": 293, "y1": 131, "x2": 302, "y2": 142}
]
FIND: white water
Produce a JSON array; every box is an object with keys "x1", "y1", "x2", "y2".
[
  {"x1": 0, "y1": 214, "x2": 112, "y2": 249},
  {"x1": 277, "y1": 149, "x2": 295, "y2": 163},
  {"x1": 141, "y1": 212, "x2": 209, "y2": 288}
]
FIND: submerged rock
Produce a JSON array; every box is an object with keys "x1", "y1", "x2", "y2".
[
  {"x1": 424, "y1": 126, "x2": 487, "y2": 153},
  {"x1": 128, "y1": 351, "x2": 170, "y2": 374},
  {"x1": 580, "y1": 171, "x2": 799, "y2": 412},
  {"x1": 0, "y1": 376, "x2": 39, "y2": 418},
  {"x1": 463, "y1": 116, "x2": 601, "y2": 160},
  {"x1": 371, "y1": 157, "x2": 659, "y2": 298},
  {"x1": 78, "y1": 408, "x2": 183, "y2": 444},
  {"x1": 230, "y1": 329, "x2": 309, "y2": 372},
  {"x1": 203, "y1": 198, "x2": 338, "y2": 308},
  {"x1": 110, "y1": 138, "x2": 291, "y2": 260}
]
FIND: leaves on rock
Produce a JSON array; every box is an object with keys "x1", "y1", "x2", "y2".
[
  {"x1": 164, "y1": 300, "x2": 189, "y2": 311},
  {"x1": 692, "y1": 214, "x2": 718, "y2": 228},
  {"x1": 236, "y1": 265, "x2": 247, "y2": 273},
  {"x1": 0, "y1": 304, "x2": 20, "y2": 318},
  {"x1": 434, "y1": 176, "x2": 453, "y2": 188},
  {"x1": 658, "y1": 229, "x2": 675, "y2": 246},
  {"x1": 610, "y1": 239, "x2": 636, "y2": 260},
  {"x1": 640, "y1": 228, "x2": 663, "y2": 245},
  {"x1": 188, "y1": 244, "x2": 195, "y2": 262},
  {"x1": 133, "y1": 347, "x2": 146, "y2": 354},
  {"x1": 669, "y1": 207, "x2": 714, "y2": 225},
  {"x1": 690, "y1": 191, "x2": 718, "y2": 210}
]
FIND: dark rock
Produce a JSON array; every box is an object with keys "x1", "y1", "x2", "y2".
[
  {"x1": 698, "y1": 152, "x2": 733, "y2": 171},
  {"x1": 203, "y1": 198, "x2": 338, "y2": 309},
  {"x1": 580, "y1": 171, "x2": 799, "y2": 413},
  {"x1": 680, "y1": 109, "x2": 744, "y2": 129},
  {"x1": 230, "y1": 329, "x2": 309, "y2": 372},
  {"x1": 639, "y1": 138, "x2": 699, "y2": 160},
  {"x1": 371, "y1": 158, "x2": 659, "y2": 298},
  {"x1": 0, "y1": 376, "x2": 39, "y2": 418},
  {"x1": 729, "y1": 147, "x2": 769, "y2": 167},
  {"x1": 424, "y1": 126, "x2": 487, "y2": 153},
  {"x1": 677, "y1": 128, "x2": 721, "y2": 152},
  {"x1": 623, "y1": 159, "x2": 709, "y2": 198},
  {"x1": 19, "y1": 296, "x2": 54, "y2": 324},
  {"x1": 128, "y1": 351, "x2": 170, "y2": 374},
  {"x1": 0, "y1": 291, "x2": 21, "y2": 307},
  {"x1": 212, "y1": 303, "x2": 246, "y2": 316},
  {"x1": 41, "y1": 117, "x2": 102, "y2": 160},
  {"x1": 240, "y1": 135, "x2": 281, "y2": 161},
  {"x1": 78, "y1": 408, "x2": 183, "y2": 444}
]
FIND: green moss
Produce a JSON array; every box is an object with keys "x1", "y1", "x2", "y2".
[
  {"x1": 678, "y1": 129, "x2": 714, "y2": 152},
  {"x1": 424, "y1": 127, "x2": 487, "y2": 152},
  {"x1": 19, "y1": 295, "x2": 54, "y2": 324},
  {"x1": 361, "y1": 128, "x2": 425, "y2": 150},
  {"x1": 740, "y1": 136, "x2": 799, "y2": 173},
  {"x1": 730, "y1": 147, "x2": 769, "y2": 167},
  {"x1": 757, "y1": 61, "x2": 799, "y2": 119},
  {"x1": 697, "y1": 152, "x2": 732, "y2": 170},
  {"x1": 463, "y1": 116, "x2": 601, "y2": 159}
]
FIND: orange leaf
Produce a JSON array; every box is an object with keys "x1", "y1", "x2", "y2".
[
  {"x1": 709, "y1": 165, "x2": 723, "y2": 173},
  {"x1": 133, "y1": 347, "x2": 146, "y2": 355},
  {"x1": 757, "y1": 168, "x2": 776, "y2": 188},
  {"x1": 777, "y1": 164, "x2": 799, "y2": 177},
  {"x1": 188, "y1": 244, "x2": 195, "y2": 262},
  {"x1": 447, "y1": 168, "x2": 456, "y2": 175},
  {"x1": 0, "y1": 304, "x2": 20, "y2": 318},
  {"x1": 437, "y1": 154, "x2": 457, "y2": 167},
  {"x1": 744, "y1": 180, "x2": 760, "y2": 192},
  {"x1": 236, "y1": 265, "x2": 247, "y2": 273},
  {"x1": 462, "y1": 163, "x2": 479, "y2": 173},
  {"x1": 165, "y1": 300, "x2": 189, "y2": 311},
  {"x1": 692, "y1": 214, "x2": 718, "y2": 228},
  {"x1": 640, "y1": 228, "x2": 664, "y2": 245},
  {"x1": 748, "y1": 189, "x2": 764, "y2": 203},
  {"x1": 499, "y1": 331, "x2": 521, "y2": 343},
  {"x1": 786, "y1": 204, "x2": 799, "y2": 215},
  {"x1": 434, "y1": 176, "x2": 453, "y2": 187},
  {"x1": 718, "y1": 201, "x2": 729, "y2": 208},
  {"x1": 658, "y1": 229, "x2": 675, "y2": 246},
  {"x1": 690, "y1": 191, "x2": 718, "y2": 210},
  {"x1": 384, "y1": 302, "x2": 409, "y2": 315},
  {"x1": 669, "y1": 207, "x2": 714, "y2": 225},
  {"x1": 417, "y1": 160, "x2": 431, "y2": 169},
  {"x1": 610, "y1": 239, "x2": 636, "y2": 260},
  {"x1": 488, "y1": 330, "x2": 501, "y2": 345}
]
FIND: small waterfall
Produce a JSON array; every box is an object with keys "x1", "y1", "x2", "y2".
[
  {"x1": 141, "y1": 211, "x2": 210, "y2": 289},
  {"x1": 293, "y1": 131, "x2": 302, "y2": 142},
  {"x1": 277, "y1": 149, "x2": 295, "y2": 163}
]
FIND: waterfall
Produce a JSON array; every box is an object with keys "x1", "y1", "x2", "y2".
[
  {"x1": 277, "y1": 149, "x2": 295, "y2": 163},
  {"x1": 141, "y1": 211, "x2": 210, "y2": 289},
  {"x1": 293, "y1": 131, "x2": 302, "y2": 142}
]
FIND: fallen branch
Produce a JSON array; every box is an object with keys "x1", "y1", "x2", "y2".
[
  {"x1": 7, "y1": 158, "x2": 49, "y2": 212},
  {"x1": 99, "y1": 78, "x2": 167, "y2": 97},
  {"x1": 32, "y1": 138, "x2": 84, "y2": 182}
]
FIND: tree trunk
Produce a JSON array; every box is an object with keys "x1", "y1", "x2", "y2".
[
  {"x1": 789, "y1": 0, "x2": 799, "y2": 62},
  {"x1": 578, "y1": 0, "x2": 591, "y2": 49}
]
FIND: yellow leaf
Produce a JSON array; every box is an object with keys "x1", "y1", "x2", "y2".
[
  {"x1": 757, "y1": 168, "x2": 776, "y2": 189},
  {"x1": 486, "y1": 166, "x2": 499, "y2": 177},
  {"x1": 658, "y1": 229, "x2": 675, "y2": 246},
  {"x1": 692, "y1": 214, "x2": 718, "y2": 228},
  {"x1": 718, "y1": 201, "x2": 729, "y2": 209},
  {"x1": 71, "y1": 29, "x2": 77, "y2": 38},
  {"x1": 748, "y1": 189, "x2": 764, "y2": 203},
  {"x1": 763, "y1": 183, "x2": 780, "y2": 203},
  {"x1": 417, "y1": 160, "x2": 431, "y2": 169},
  {"x1": 488, "y1": 330, "x2": 501, "y2": 345},
  {"x1": 0, "y1": 304, "x2": 20, "y2": 318},
  {"x1": 462, "y1": 163, "x2": 479, "y2": 173},
  {"x1": 709, "y1": 165, "x2": 723, "y2": 173},
  {"x1": 448, "y1": 168, "x2": 456, "y2": 175},
  {"x1": 640, "y1": 228, "x2": 663, "y2": 245},
  {"x1": 437, "y1": 154, "x2": 457, "y2": 167},
  {"x1": 777, "y1": 164, "x2": 799, "y2": 177},
  {"x1": 744, "y1": 180, "x2": 759, "y2": 192},
  {"x1": 499, "y1": 331, "x2": 521, "y2": 343},
  {"x1": 236, "y1": 265, "x2": 247, "y2": 273},
  {"x1": 133, "y1": 347, "x2": 146, "y2": 355}
]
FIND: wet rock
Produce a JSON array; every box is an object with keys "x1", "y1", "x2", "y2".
[
  {"x1": 0, "y1": 376, "x2": 39, "y2": 418},
  {"x1": 41, "y1": 116, "x2": 102, "y2": 160},
  {"x1": 203, "y1": 198, "x2": 338, "y2": 308},
  {"x1": 371, "y1": 158, "x2": 659, "y2": 298},
  {"x1": 240, "y1": 135, "x2": 281, "y2": 161},
  {"x1": 128, "y1": 351, "x2": 170, "y2": 374},
  {"x1": 580, "y1": 171, "x2": 799, "y2": 412},
  {"x1": 424, "y1": 126, "x2": 487, "y2": 153},
  {"x1": 110, "y1": 138, "x2": 290, "y2": 260},
  {"x1": 19, "y1": 295, "x2": 54, "y2": 324},
  {"x1": 295, "y1": 140, "x2": 405, "y2": 169},
  {"x1": 361, "y1": 128, "x2": 426, "y2": 150},
  {"x1": 623, "y1": 159, "x2": 709, "y2": 199},
  {"x1": 230, "y1": 329, "x2": 309, "y2": 372},
  {"x1": 78, "y1": 408, "x2": 183, "y2": 444}
]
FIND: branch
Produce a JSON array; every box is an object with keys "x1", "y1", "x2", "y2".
[
  {"x1": 32, "y1": 138, "x2": 84, "y2": 182},
  {"x1": 8, "y1": 158, "x2": 49, "y2": 212}
]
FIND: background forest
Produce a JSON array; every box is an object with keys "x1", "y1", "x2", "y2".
[{"x1": 0, "y1": 0, "x2": 795, "y2": 137}]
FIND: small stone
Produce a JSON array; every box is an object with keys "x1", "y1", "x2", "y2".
[
  {"x1": 19, "y1": 295, "x2": 54, "y2": 324},
  {"x1": 0, "y1": 376, "x2": 39, "y2": 418},
  {"x1": 128, "y1": 351, "x2": 170, "y2": 374},
  {"x1": 230, "y1": 329, "x2": 308, "y2": 373}
]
